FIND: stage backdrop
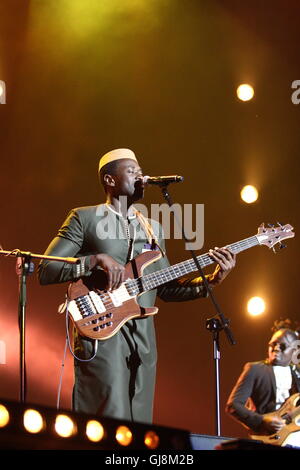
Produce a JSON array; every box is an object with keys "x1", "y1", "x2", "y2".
[{"x1": 0, "y1": 0, "x2": 299, "y2": 439}]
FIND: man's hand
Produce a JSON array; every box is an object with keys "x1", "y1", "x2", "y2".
[
  {"x1": 261, "y1": 415, "x2": 286, "y2": 434},
  {"x1": 90, "y1": 254, "x2": 125, "y2": 291},
  {"x1": 208, "y1": 247, "x2": 236, "y2": 286}
]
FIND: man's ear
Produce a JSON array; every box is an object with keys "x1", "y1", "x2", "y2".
[{"x1": 103, "y1": 174, "x2": 116, "y2": 187}]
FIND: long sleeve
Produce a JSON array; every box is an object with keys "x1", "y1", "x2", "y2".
[
  {"x1": 38, "y1": 209, "x2": 92, "y2": 285},
  {"x1": 157, "y1": 276, "x2": 209, "y2": 302},
  {"x1": 225, "y1": 362, "x2": 264, "y2": 431},
  {"x1": 39, "y1": 206, "x2": 211, "y2": 303},
  {"x1": 152, "y1": 231, "x2": 209, "y2": 302}
]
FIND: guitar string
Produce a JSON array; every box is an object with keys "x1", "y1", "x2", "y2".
[
  {"x1": 126, "y1": 236, "x2": 259, "y2": 293},
  {"x1": 75, "y1": 232, "x2": 280, "y2": 333},
  {"x1": 75, "y1": 229, "x2": 287, "y2": 336},
  {"x1": 84, "y1": 236, "x2": 260, "y2": 315}
]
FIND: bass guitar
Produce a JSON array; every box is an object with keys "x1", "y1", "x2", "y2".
[
  {"x1": 250, "y1": 393, "x2": 300, "y2": 446},
  {"x1": 66, "y1": 223, "x2": 294, "y2": 340}
]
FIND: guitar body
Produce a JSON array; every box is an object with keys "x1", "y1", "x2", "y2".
[
  {"x1": 67, "y1": 250, "x2": 162, "y2": 340},
  {"x1": 250, "y1": 393, "x2": 300, "y2": 446}
]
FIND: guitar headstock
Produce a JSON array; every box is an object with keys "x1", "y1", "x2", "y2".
[{"x1": 256, "y1": 223, "x2": 295, "y2": 250}]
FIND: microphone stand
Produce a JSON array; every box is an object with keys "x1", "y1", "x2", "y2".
[
  {"x1": 158, "y1": 183, "x2": 236, "y2": 436},
  {"x1": 0, "y1": 248, "x2": 80, "y2": 403}
]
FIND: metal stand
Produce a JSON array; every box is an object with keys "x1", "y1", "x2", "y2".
[
  {"x1": 158, "y1": 183, "x2": 236, "y2": 436},
  {"x1": 206, "y1": 317, "x2": 223, "y2": 436},
  {"x1": 17, "y1": 255, "x2": 34, "y2": 403},
  {"x1": 0, "y1": 248, "x2": 80, "y2": 403}
]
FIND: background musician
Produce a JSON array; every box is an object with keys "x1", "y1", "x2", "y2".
[{"x1": 226, "y1": 319, "x2": 300, "y2": 443}]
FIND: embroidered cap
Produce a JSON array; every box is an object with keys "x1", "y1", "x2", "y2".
[{"x1": 99, "y1": 148, "x2": 138, "y2": 173}]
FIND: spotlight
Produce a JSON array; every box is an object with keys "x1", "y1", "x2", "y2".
[
  {"x1": 237, "y1": 83, "x2": 254, "y2": 102},
  {"x1": 86, "y1": 419, "x2": 104, "y2": 442},
  {"x1": 240, "y1": 185, "x2": 258, "y2": 203},
  {"x1": 144, "y1": 430, "x2": 160, "y2": 449},
  {"x1": 115, "y1": 425, "x2": 133, "y2": 446},
  {"x1": 0, "y1": 404, "x2": 9, "y2": 428},
  {"x1": 247, "y1": 296, "x2": 265, "y2": 316},
  {"x1": 54, "y1": 414, "x2": 76, "y2": 438},
  {"x1": 0, "y1": 400, "x2": 192, "y2": 450},
  {"x1": 23, "y1": 409, "x2": 44, "y2": 434},
  {"x1": 0, "y1": 80, "x2": 6, "y2": 104}
]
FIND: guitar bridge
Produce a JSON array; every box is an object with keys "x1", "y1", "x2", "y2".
[{"x1": 75, "y1": 296, "x2": 95, "y2": 317}]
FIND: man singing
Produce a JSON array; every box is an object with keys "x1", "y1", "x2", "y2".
[{"x1": 38, "y1": 148, "x2": 236, "y2": 423}]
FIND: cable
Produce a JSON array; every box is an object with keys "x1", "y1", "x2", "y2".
[
  {"x1": 65, "y1": 301, "x2": 98, "y2": 362},
  {"x1": 56, "y1": 300, "x2": 98, "y2": 410}
]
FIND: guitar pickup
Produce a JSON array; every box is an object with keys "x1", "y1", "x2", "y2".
[
  {"x1": 108, "y1": 291, "x2": 123, "y2": 307},
  {"x1": 89, "y1": 291, "x2": 106, "y2": 313}
]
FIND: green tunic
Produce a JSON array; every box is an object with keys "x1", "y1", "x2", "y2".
[{"x1": 38, "y1": 203, "x2": 207, "y2": 423}]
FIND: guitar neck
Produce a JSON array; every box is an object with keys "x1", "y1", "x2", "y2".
[{"x1": 138, "y1": 235, "x2": 259, "y2": 292}]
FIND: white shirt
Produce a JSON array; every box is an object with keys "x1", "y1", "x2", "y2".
[{"x1": 273, "y1": 365, "x2": 292, "y2": 410}]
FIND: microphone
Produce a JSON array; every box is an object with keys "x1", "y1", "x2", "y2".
[{"x1": 143, "y1": 175, "x2": 184, "y2": 185}]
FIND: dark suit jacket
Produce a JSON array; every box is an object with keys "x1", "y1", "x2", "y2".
[{"x1": 226, "y1": 360, "x2": 300, "y2": 431}]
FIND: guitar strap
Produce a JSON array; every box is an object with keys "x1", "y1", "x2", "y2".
[{"x1": 135, "y1": 209, "x2": 166, "y2": 257}]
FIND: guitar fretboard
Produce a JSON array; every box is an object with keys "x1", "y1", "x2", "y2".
[{"x1": 126, "y1": 235, "x2": 259, "y2": 294}]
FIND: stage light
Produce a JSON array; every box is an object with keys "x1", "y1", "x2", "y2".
[
  {"x1": 23, "y1": 409, "x2": 44, "y2": 434},
  {"x1": 247, "y1": 296, "x2": 265, "y2": 316},
  {"x1": 86, "y1": 419, "x2": 104, "y2": 442},
  {"x1": 144, "y1": 430, "x2": 160, "y2": 449},
  {"x1": 0, "y1": 80, "x2": 6, "y2": 104},
  {"x1": 54, "y1": 414, "x2": 76, "y2": 438},
  {"x1": 115, "y1": 425, "x2": 133, "y2": 446},
  {"x1": 236, "y1": 84, "x2": 254, "y2": 102},
  {"x1": 0, "y1": 404, "x2": 9, "y2": 428},
  {"x1": 0, "y1": 400, "x2": 192, "y2": 449},
  {"x1": 240, "y1": 185, "x2": 258, "y2": 203}
]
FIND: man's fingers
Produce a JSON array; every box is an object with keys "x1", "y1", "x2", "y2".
[
  {"x1": 110, "y1": 267, "x2": 118, "y2": 291},
  {"x1": 209, "y1": 248, "x2": 236, "y2": 268},
  {"x1": 120, "y1": 268, "x2": 125, "y2": 286},
  {"x1": 108, "y1": 266, "x2": 125, "y2": 291},
  {"x1": 115, "y1": 268, "x2": 124, "y2": 290},
  {"x1": 107, "y1": 269, "x2": 113, "y2": 291}
]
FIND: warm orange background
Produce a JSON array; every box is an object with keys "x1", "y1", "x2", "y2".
[{"x1": 0, "y1": 0, "x2": 299, "y2": 439}]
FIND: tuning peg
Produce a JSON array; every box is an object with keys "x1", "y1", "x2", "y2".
[
  {"x1": 277, "y1": 222, "x2": 285, "y2": 227},
  {"x1": 267, "y1": 223, "x2": 275, "y2": 228},
  {"x1": 258, "y1": 223, "x2": 266, "y2": 233},
  {"x1": 272, "y1": 243, "x2": 287, "y2": 253}
]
